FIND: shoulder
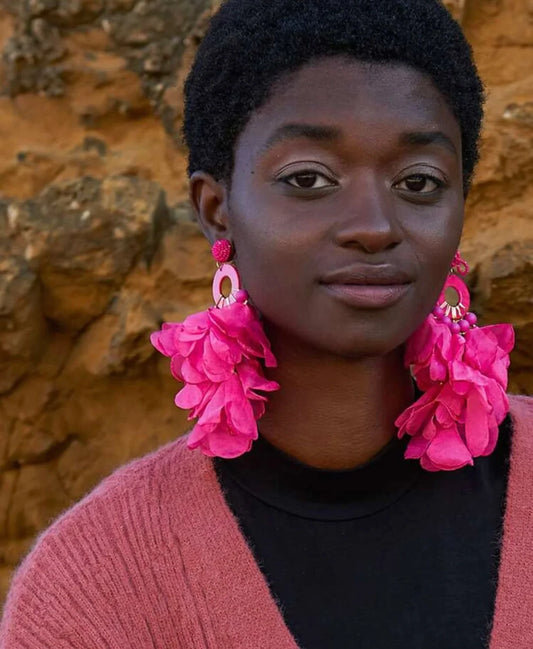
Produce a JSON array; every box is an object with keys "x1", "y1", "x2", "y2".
[
  {"x1": 508, "y1": 394, "x2": 533, "y2": 420},
  {"x1": 506, "y1": 394, "x2": 533, "y2": 488},
  {"x1": 26, "y1": 432, "x2": 204, "y2": 546},
  {"x1": 0, "y1": 434, "x2": 210, "y2": 647},
  {"x1": 508, "y1": 394, "x2": 533, "y2": 442},
  {"x1": 7, "y1": 432, "x2": 206, "y2": 562}
]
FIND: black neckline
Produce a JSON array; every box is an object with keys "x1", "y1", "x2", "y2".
[{"x1": 214, "y1": 432, "x2": 423, "y2": 521}]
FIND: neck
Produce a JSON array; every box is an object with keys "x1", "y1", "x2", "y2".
[{"x1": 259, "y1": 328, "x2": 415, "y2": 470}]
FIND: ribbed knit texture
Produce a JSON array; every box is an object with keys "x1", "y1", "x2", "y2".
[
  {"x1": 1, "y1": 395, "x2": 531, "y2": 648},
  {"x1": 489, "y1": 395, "x2": 533, "y2": 646}
]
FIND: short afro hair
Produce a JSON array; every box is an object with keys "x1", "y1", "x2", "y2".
[{"x1": 184, "y1": 0, "x2": 484, "y2": 193}]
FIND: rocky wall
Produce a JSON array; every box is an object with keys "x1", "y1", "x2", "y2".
[{"x1": 0, "y1": 0, "x2": 532, "y2": 605}]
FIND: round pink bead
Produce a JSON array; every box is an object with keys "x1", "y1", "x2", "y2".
[
  {"x1": 433, "y1": 306, "x2": 445, "y2": 319},
  {"x1": 450, "y1": 322, "x2": 461, "y2": 334},
  {"x1": 211, "y1": 239, "x2": 232, "y2": 263},
  {"x1": 235, "y1": 290, "x2": 249, "y2": 303},
  {"x1": 465, "y1": 312, "x2": 478, "y2": 325},
  {"x1": 441, "y1": 316, "x2": 452, "y2": 327},
  {"x1": 459, "y1": 319, "x2": 471, "y2": 332}
]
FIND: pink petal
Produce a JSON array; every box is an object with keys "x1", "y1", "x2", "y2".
[
  {"x1": 205, "y1": 428, "x2": 254, "y2": 458},
  {"x1": 425, "y1": 428, "x2": 474, "y2": 471},
  {"x1": 483, "y1": 419, "x2": 501, "y2": 458},
  {"x1": 223, "y1": 377, "x2": 257, "y2": 436},
  {"x1": 202, "y1": 335, "x2": 234, "y2": 381},
  {"x1": 187, "y1": 423, "x2": 210, "y2": 450},
  {"x1": 252, "y1": 400, "x2": 266, "y2": 419},
  {"x1": 422, "y1": 416, "x2": 438, "y2": 441},
  {"x1": 182, "y1": 310, "x2": 211, "y2": 335},
  {"x1": 405, "y1": 318, "x2": 437, "y2": 367},
  {"x1": 210, "y1": 304, "x2": 277, "y2": 366},
  {"x1": 429, "y1": 355, "x2": 448, "y2": 383},
  {"x1": 175, "y1": 384, "x2": 204, "y2": 410},
  {"x1": 177, "y1": 354, "x2": 206, "y2": 384},
  {"x1": 394, "y1": 386, "x2": 440, "y2": 434},
  {"x1": 464, "y1": 388, "x2": 490, "y2": 456},
  {"x1": 197, "y1": 383, "x2": 226, "y2": 426},
  {"x1": 405, "y1": 434, "x2": 431, "y2": 459},
  {"x1": 209, "y1": 329, "x2": 240, "y2": 364},
  {"x1": 237, "y1": 362, "x2": 280, "y2": 396},
  {"x1": 419, "y1": 455, "x2": 442, "y2": 472},
  {"x1": 150, "y1": 324, "x2": 182, "y2": 357}
]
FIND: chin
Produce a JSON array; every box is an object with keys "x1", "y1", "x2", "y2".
[
  {"x1": 296, "y1": 292, "x2": 428, "y2": 358},
  {"x1": 262, "y1": 301, "x2": 424, "y2": 359},
  {"x1": 331, "y1": 338, "x2": 406, "y2": 360},
  {"x1": 300, "y1": 324, "x2": 413, "y2": 359}
]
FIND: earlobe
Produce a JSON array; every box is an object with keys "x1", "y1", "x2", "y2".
[{"x1": 189, "y1": 171, "x2": 231, "y2": 243}]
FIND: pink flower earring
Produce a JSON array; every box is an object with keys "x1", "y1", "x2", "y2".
[
  {"x1": 396, "y1": 252, "x2": 515, "y2": 472},
  {"x1": 151, "y1": 239, "x2": 279, "y2": 458},
  {"x1": 432, "y1": 252, "x2": 478, "y2": 334}
]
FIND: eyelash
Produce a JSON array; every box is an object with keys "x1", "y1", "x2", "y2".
[
  {"x1": 394, "y1": 173, "x2": 445, "y2": 193},
  {"x1": 281, "y1": 170, "x2": 337, "y2": 190},
  {"x1": 280, "y1": 170, "x2": 446, "y2": 194}
]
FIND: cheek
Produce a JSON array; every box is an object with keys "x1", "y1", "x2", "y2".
[
  {"x1": 408, "y1": 207, "x2": 464, "y2": 306},
  {"x1": 231, "y1": 213, "x2": 313, "y2": 305},
  {"x1": 227, "y1": 195, "x2": 322, "y2": 322}
]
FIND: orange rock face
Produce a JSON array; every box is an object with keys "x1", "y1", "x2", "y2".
[{"x1": 0, "y1": 0, "x2": 532, "y2": 604}]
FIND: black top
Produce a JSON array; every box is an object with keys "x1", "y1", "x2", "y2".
[{"x1": 214, "y1": 416, "x2": 512, "y2": 649}]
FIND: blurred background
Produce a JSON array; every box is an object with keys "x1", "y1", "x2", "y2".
[{"x1": 0, "y1": 0, "x2": 531, "y2": 605}]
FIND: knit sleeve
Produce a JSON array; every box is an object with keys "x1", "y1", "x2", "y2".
[
  {"x1": 0, "y1": 525, "x2": 105, "y2": 649},
  {"x1": 1, "y1": 438, "x2": 228, "y2": 649},
  {"x1": 0, "y1": 444, "x2": 207, "y2": 649},
  {"x1": 0, "y1": 467, "x2": 151, "y2": 649}
]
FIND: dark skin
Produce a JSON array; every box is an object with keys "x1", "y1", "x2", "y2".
[{"x1": 190, "y1": 58, "x2": 464, "y2": 469}]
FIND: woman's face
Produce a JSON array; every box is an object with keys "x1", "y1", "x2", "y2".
[{"x1": 209, "y1": 58, "x2": 464, "y2": 357}]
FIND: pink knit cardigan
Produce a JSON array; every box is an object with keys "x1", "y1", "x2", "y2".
[{"x1": 1, "y1": 395, "x2": 532, "y2": 648}]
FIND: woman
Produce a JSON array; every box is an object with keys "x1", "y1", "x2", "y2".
[{"x1": 1, "y1": 1, "x2": 532, "y2": 648}]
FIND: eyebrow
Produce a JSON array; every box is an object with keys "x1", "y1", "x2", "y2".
[
  {"x1": 260, "y1": 123, "x2": 343, "y2": 155},
  {"x1": 399, "y1": 131, "x2": 458, "y2": 156},
  {"x1": 259, "y1": 123, "x2": 458, "y2": 157}
]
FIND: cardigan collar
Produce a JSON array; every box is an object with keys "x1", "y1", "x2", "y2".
[{"x1": 171, "y1": 395, "x2": 533, "y2": 649}]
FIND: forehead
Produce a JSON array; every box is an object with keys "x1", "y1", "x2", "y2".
[{"x1": 236, "y1": 57, "x2": 461, "y2": 157}]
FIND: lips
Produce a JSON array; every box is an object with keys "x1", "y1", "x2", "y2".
[
  {"x1": 320, "y1": 265, "x2": 413, "y2": 286},
  {"x1": 319, "y1": 265, "x2": 413, "y2": 309}
]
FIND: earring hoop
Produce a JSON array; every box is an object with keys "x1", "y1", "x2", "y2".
[{"x1": 212, "y1": 263, "x2": 242, "y2": 307}]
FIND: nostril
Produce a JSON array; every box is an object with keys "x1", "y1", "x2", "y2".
[
  {"x1": 338, "y1": 230, "x2": 402, "y2": 255},
  {"x1": 334, "y1": 206, "x2": 403, "y2": 253}
]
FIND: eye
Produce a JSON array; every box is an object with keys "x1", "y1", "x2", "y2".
[
  {"x1": 282, "y1": 171, "x2": 336, "y2": 190},
  {"x1": 394, "y1": 174, "x2": 443, "y2": 194}
]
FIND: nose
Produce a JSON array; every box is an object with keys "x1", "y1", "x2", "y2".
[{"x1": 333, "y1": 172, "x2": 402, "y2": 254}]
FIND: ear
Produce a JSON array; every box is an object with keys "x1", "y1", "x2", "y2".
[{"x1": 189, "y1": 171, "x2": 231, "y2": 244}]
